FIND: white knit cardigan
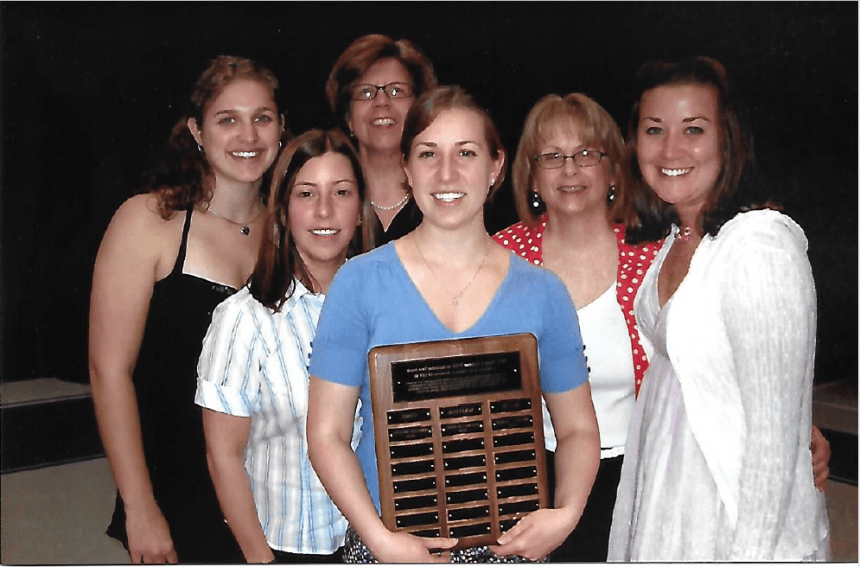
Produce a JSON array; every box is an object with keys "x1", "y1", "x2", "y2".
[{"x1": 610, "y1": 209, "x2": 830, "y2": 560}]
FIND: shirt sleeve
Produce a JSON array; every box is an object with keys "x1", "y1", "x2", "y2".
[
  {"x1": 536, "y1": 271, "x2": 589, "y2": 394},
  {"x1": 195, "y1": 295, "x2": 265, "y2": 417},
  {"x1": 721, "y1": 220, "x2": 816, "y2": 559},
  {"x1": 308, "y1": 261, "x2": 369, "y2": 388}
]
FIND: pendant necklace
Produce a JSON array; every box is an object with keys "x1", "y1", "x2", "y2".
[
  {"x1": 414, "y1": 236, "x2": 490, "y2": 308},
  {"x1": 206, "y1": 204, "x2": 266, "y2": 236},
  {"x1": 677, "y1": 225, "x2": 694, "y2": 242}
]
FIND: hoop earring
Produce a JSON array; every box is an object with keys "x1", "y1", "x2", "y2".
[
  {"x1": 608, "y1": 184, "x2": 616, "y2": 202},
  {"x1": 197, "y1": 143, "x2": 203, "y2": 153},
  {"x1": 278, "y1": 140, "x2": 283, "y2": 149}
]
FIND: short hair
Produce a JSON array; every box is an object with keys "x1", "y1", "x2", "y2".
[
  {"x1": 511, "y1": 93, "x2": 633, "y2": 226},
  {"x1": 325, "y1": 34, "x2": 438, "y2": 134},
  {"x1": 249, "y1": 128, "x2": 365, "y2": 310},
  {"x1": 400, "y1": 86, "x2": 506, "y2": 197},
  {"x1": 144, "y1": 55, "x2": 290, "y2": 219},
  {"x1": 625, "y1": 56, "x2": 767, "y2": 244}
]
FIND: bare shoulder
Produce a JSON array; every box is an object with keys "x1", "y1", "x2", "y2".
[
  {"x1": 98, "y1": 193, "x2": 186, "y2": 278},
  {"x1": 110, "y1": 193, "x2": 182, "y2": 233}
]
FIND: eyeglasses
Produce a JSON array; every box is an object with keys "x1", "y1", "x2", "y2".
[
  {"x1": 350, "y1": 82, "x2": 415, "y2": 102},
  {"x1": 533, "y1": 149, "x2": 607, "y2": 169}
]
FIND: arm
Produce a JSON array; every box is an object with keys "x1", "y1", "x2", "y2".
[
  {"x1": 202, "y1": 410, "x2": 273, "y2": 563},
  {"x1": 88, "y1": 196, "x2": 177, "y2": 563},
  {"x1": 723, "y1": 225, "x2": 817, "y2": 559},
  {"x1": 306, "y1": 377, "x2": 456, "y2": 563},
  {"x1": 811, "y1": 425, "x2": 830, "y2": 492},
  {"x1": 489, "y1": 383, "x2": 600, "y2": 560}
]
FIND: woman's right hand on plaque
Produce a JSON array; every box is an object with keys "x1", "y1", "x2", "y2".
[{"x1": 372, "y1": 530, "x2": 458, "y2": 563}]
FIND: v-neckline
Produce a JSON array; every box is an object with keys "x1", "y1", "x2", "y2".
[
  {"x1": 392, "y1": 243, "x2": 512, "y2": 335},
  {"x1": 655, "y1": 226, "x2": 705, "y2": 310}
]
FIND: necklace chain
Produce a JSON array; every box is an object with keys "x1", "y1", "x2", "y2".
[
  {"x1": 677, "y1": 225, "x2": 694, "y2": 242},
  {"x1": 206, "y1": 204, "x2": 266, "y2": 236},
  {"x1": 414, "y1": 236, "x2": 490, "y2": 308},
  {"x1": 370, "y1": 192, "x2": 409, "y2": 211}
]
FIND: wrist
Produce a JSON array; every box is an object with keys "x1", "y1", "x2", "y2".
[
  {"x1": 122, "y1": 495, "x2": 160, "y2": 515},
  {"x1": 550, "y1": 503, "x2": 581, "y2": 532},
  {"x1": 362, "y1": 523, "x2": 396, "y2": 558},
  {"x1": 246, "y1": 550, "x2": 275, "y2": 564}
]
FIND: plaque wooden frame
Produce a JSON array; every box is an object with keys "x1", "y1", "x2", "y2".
[{"x1": 368, "y1": 333, "x2": 548, "y2": 549}]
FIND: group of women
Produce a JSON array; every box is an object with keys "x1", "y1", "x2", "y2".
[{"x1": 89, "y1": 34, "x2": 832, "y2": 564}]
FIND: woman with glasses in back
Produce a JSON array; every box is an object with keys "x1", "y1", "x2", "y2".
[
  {"x1": 494, "y1": 93, "x2": 656, "y2": 562},
  {"x1": 326, "y1": 34, "x2": 438, "y2": 249}
]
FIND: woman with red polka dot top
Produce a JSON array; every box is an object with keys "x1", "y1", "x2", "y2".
[
  {"x1": 494, "y1": 92, "x2": 832, "y2": 562},
  {"x1": 493, "y1": 93, "x2": 655, "y2": 562}
]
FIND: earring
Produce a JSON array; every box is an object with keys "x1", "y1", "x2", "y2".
[
  {"x1": 530, "y1": 190, "x2": 544, "y2": 210},
  {"x1": 608, "y1": 184, "x2": 616, "y2": 202},
  {"x1": 197, "y1": 143, "x2": 203, "y2": 153},
  {"x1": 278, "y1": 140, "x2": 283, "y2": 149}
]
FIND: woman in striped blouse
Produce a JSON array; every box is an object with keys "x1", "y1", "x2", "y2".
[{"x1": 195, "y1": 128, "x2": 364, "y2": 563}]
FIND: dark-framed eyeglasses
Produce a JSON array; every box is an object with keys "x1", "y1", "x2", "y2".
[
  {"x1": 533, "y1": 149, "x2": 607, "y2": 169},
  {"x1": 350, "y1": 82, "x2": 415, "y2": 102}
]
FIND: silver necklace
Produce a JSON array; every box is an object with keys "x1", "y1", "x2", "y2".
[
  {"x1": 370, "y1": 192, "x2": 409, "y2": 211},
  {"x1": 414, "y1": 236, "x2": 490, "y2": 308},
  {"x1": 677, "y1": 225, "x2": 694, "y2": 242},
  {"x1": 206, "y1": 204, "x2": 265, "y2": 236}
]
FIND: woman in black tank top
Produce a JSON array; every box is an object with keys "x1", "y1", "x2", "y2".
[{"x1": 89, "y1": 55, "x2": 289, "y2": 564}]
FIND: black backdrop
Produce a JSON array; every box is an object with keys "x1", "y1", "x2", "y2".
[{"x1": 1, "y1": 2, "x2": 857, "y2": 386}]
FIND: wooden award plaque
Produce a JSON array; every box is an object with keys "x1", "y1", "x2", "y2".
[{"x1": 368, "y1": 333, "x2": 548, "y2": 549}]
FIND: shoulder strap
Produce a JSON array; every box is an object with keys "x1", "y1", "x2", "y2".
[{"x1": 171, "y1": 204, "x2": 194, "y2": 276}]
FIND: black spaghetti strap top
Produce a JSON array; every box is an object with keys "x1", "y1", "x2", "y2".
[{"x1": 107, "y1": 205, "x2": 242, "y2": 562}]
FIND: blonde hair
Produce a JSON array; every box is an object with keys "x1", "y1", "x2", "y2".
[{"x1": 511, "y1": 93, "x2": 633, "y2": 226}]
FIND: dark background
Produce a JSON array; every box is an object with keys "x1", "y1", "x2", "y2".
[{"x1": 2, "y1": 2, "x2": 857, "y2": 387}]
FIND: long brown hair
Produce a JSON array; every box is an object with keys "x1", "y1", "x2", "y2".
[
  {"x1": 142, "y1": 55, "x2": 290, "y2": 219},
  {"x1": 249, "y1": 129, "x2": 365, "y2": 311},
  {"x1": 625, "y1": 56, "x2": 772, "y2": 244}
]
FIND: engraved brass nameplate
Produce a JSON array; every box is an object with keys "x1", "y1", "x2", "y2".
[{"x1": 369, "y1": 333, "x2": 548, "y2": 549}]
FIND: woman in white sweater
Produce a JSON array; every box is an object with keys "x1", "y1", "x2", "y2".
[{"x1": 607, "y1": 57, "x2": 830, "y2": 561}]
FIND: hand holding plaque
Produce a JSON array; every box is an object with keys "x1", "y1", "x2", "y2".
[{"x1": 368, "y1": 333, "x2": 548, "y2": 550}]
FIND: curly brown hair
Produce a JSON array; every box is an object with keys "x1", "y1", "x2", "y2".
[{"x1": 142, "y1": 55, "x2": 290, "y2": 219}]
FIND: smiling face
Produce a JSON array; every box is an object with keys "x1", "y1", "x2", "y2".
[
  {"x1": 403, "y1": 107, "x2": 504, "y2": 230},
  {"x1": 532, "y1": 121, "x2": 615, "y2": 220},
  {"x1": 188, "y1": 79, "x2": 283, "y2": 188},
  {"x1": 289, "y1": 152, "x2": 361, "y2": 272},
  {"x1": 636, "y1": 83, "x2": 722, "y2": 221},
  {"x1": 346, "y1": 58, "x2": 415, "y2": 155}
]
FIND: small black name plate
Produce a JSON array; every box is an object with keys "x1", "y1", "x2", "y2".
[
  {"x1": 392, "y1": 351, "x2": 522, "y2": 402},
  {"x1": 368, "y1": 334, "x2": 548, "y2": 550}
]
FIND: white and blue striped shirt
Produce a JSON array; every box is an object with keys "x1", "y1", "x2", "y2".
[{"x1": 195, "y1": 281, "x2": 361, "y2": 555}]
